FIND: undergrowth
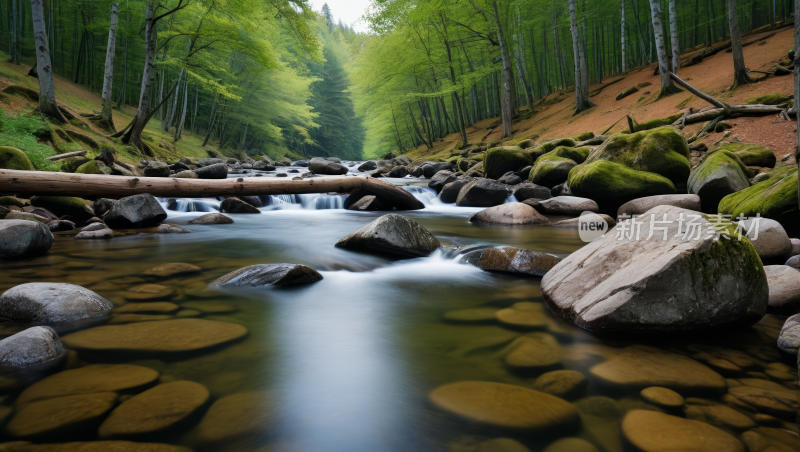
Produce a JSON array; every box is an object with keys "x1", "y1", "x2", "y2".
[{"x1": 0, "y1": 110, "x2": 60, "y2": 171}]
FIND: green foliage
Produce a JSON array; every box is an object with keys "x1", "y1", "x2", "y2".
[
  {"x1": 746, "y1": 93, "x2": 790, "y2": 105},
  {"x1": 0, "y1": 111, "x2": 59, "y2": 171},
  {"x1": 716, "y1": 143, "x2": 776, "y2": 168}
]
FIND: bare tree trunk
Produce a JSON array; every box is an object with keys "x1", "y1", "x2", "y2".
[
  {"x1": 163, "y1": 67, "x2": 184, "y2": 131},
  {"x1": 97, "y1": 2, "x2": 118, "y2": 130},
  {"x1": 631, "y1": 0, "x2": 650, "y2": 63},
  {"x1": 728, "y1": 0, "x2": 752, "y2": 89},
  {"x1": 493, "y1": 0, "x2": 513, "y2": 138},
  {"x1": 569, "y1": 0, "x2": 594, "y2": 114},
  {"x1": 116, "y1": 0, "x2": 129, "y2": 109},
  {"x1": 621, "y1": 0, "x2": 627, "y2": 72},
  {"x1": 174, "y1": 79, "x2": 188, "y2": 141},
  {"x1": 668, "y1": 0, "x2": 680, "y2": 75},
  {"x1": 123, "y1": 2, "x2": 156, "y2": 155},
  {"x1": 237, "y1": 122, "x2": 247, "y2": 151},
  {"x1": 30, "y1": 0, "x2": 65, "y2": 122},
  {"x1": 648, "y1": 0, "x2": 681, "y2": 96},
  {"x1": 191, "y1": 85, "x2": 199, "y2": 135},
  {"x1": 9, "y1": 0, "x2": 19, "y2": 64}
]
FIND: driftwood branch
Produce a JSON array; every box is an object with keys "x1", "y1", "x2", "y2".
[
  {"x1": 688, "y1": 115, "x2": 724, "y2": 143},
  {"x1": 44, "y1": 150, "x2": 87, "y2": 161}
]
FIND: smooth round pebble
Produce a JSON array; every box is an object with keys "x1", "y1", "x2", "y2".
[{"x1": 640, "y1": 387, "x2": 685, "y2": 408}]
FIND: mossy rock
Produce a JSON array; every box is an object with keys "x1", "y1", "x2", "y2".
[
  {"x1": 627, "y1": 113, "x2": 684, "y2": 133},
  {"x1": 529, "y1": 138, "x2": 576, "y2": 161},
  {"x1": 579, "y1": 126, "x2": 690, "y2": 186},
  {"x1": 517, "y1": 139, "x2": 536, "y2": 149},
  {"x1": 719, "y1": 165, "x2": 798, "y2": 225},
  {"x1": 484, "y1": 146, "x2": 533, "y2": 180},
  {"x1": 75, "y1": 160, "x2": 112, "y2": 175},
  {"x1": 456, "y1": 157, "x2": 478, "y2": 172},
  {"x1": 30, "y1": 195, "x2": 94, "y2": 221},
  {"x1": 0, "y1": 146, "x2": 35, "y2": 171},
  {"x1": 574, "y1": 131, "x2": 594, "y2": 141},
  {"x1": 61, "y1": 157, "x2": 91, "y2": 173},
  {"x1": 529, "y1": 153, "x2": 578, "y2": 188},
  {"x1": 716, "y1": 143, "x2": 776, "y2": 168},
  {"x1": 568, "y1": 160, "x2": 676, "y2": 206},
  {"x1": 688, "y1": 150, "x2": 751, "y2": 212},
  {"x1": 747, "y1": 93, "x2": 789, "y2": 105},
  {"x1": 447, "y1": 155, "x2": 460, "y2": 165},
  {"x1": 0, "y1": 196, "x2": 24, "y2": 208}
]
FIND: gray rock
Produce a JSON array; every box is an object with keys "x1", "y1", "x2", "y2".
[
  {"x1": 361, "y1": 178, "x2": 425, "y2": 210},
  {"x1": 792, "y1": 238, "x2": 800, "y2": 256},
  {"x1": 428, "y1": 170, "x2": 457, "y2": 193},
  {"x1": 309, "y1": 157, "x2": 348, "y2": 175},
  {"x1": 538, "y1": 196, "x2": 599, "y2": 216},
  {"x1": 143, "y1": 161, "x2": 170, "y2": 178},
  {"x1": 498, "y1": 172, "x2": 522, "y2": 185},
  {"x1": 456, "y1": 178, "x2": 510, "y2": 207},
  {"x1": 386, "y1": 166, "x2": 409, "y2": 178},
  {"x1": 196, "y1": 158, "x2": 226, "y2": 167},
  {"x1": 92, "y1": 199, "x2": 117, "y2": 217},
  {"x1": 0, "y1": 220, "x2": 54, "y2": 259},
  {"x1": 241, "y1": 163, "x2": 253, "y2": 169},
  {"x1": 5, "y1": 211, "x2": 49, "y2": 223},
  {"x1": 238, "y1": 196, "x2": 263, "y2": 207},
  {"x1": 188, "y1": 213, "x2": 234, "y2": 225},
  {"x1": 0, "y1": 283, "x2": 113, "y2": 323},
  {"x1": 157, "y1": 223, "x2": 191, "y2": 234},
  {"x1": 752, "y1": 172, "x2": 770, "y2": 184},
  {"x1": 193, "y1": 163, "x2": 228, "y2": 179},
  {"x1": 22, "y1": 207, "x2": 57, "y2": 221},
  {"x1": 738, "y1": 218, "x2": 792, "y2": 260},
  {"x1": 421, "y1": 161, "x2": 454, "y2": 178},
  {"x1": 220, "y1": 198, "x2": 261, "y2": 214},
  {"x1": 81, "y1": 222, "x2": 107, "y2": 232},
  {"x1": 392, "y1": 156, "x2": 412, "y2": 166},
  {"x1": 0, "y1": 326, "x2": 65, "y2": 367},
  {"x1": 439, "y1": 179, "x2": 474, "y2": 203},
  {"x1": 358, "y1": 161, "x2": 378, "y2": 172},
  {"x1": 252, "y1": 161, "x2": 276, "y2": 171},
  {"x1": 764, "y1": 265, "x2": 800, "y2": 314},
  {"x1": 688, "y1": 152, "x2": 750, "y2": 212},
  {"x1": 461, "y1": 246, "x2": 562, "y2": 277},
  {"x1": 175, "y1": 170, "x2": 199, "y2": 179},
  {"x1": 513, "y1": 181, "x2": 552, "y2": 202},
  {"x1": 104, "y1": 194, "x2": 167, "y2": 229},
  {"x1": 469, "y1": 203, "x2": 550, "y2": 225},
  {"x1": 347, "y1": 195, "x2": 392, "y2": 211},
  {"x1": 778, "y1": 314, "x2": 800, "y2": 354},
  {"x1": 541, "y1": 205, "x2": 768, "y2": 333},
  {"x1": 550, "y1": 182, "x2": 572, "y2": 197},
  {"x1": 75, "y1": 228, "x2": 113, "y2": 240},
  {"x1": 212, "y1": 263, "x2": 323, "y2": 287},
  {"x1": 552, "y1": 213, "x2": 616, "y2": 229},
  {"x1": 617, "y1": 194, "x2": 702, "y2": 219},
  {"x1": 276, "y1": 173, "x2": 288, "y2": 177},
  {"x1": 409, "y1": 166, "x2": 424, "y2": 178},
  {"x1": 47, "y1": 220, "x2": 75, "y2": 232},
  {"x1": 516, "y1": 165, "x2": 533, "y2": 181},
  {"x1": 292, "y1": 160, "x2": 310, "y2": 167},
  {"x1": 786, "y1": 255, "x2": 800, "y2": 270},
  {"x1": 335, "y1": 214, "x2": 441, "y2": 257}
]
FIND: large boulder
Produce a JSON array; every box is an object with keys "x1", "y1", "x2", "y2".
[
  {"x1": 688, "y1": 150, "x2": 751, "y2": 212},
  {"x1": 220, "y1": 198, "x2": 261, "y2": 214},
  {"x1": 30, "y1": 196, "x2": 95, "y2": 222},
  {"x1": 347, "y1": 195, "x2": 392, "y2": 211},
  {"x1": 75, "y1": 160, "x2": 113, "y2": 175},
  {"x1": 421, "y1": 161, "x2": 453, "y2": 178},
  {"x1": 622, "y1": 410, "x2": 744, "y2": 452},
  {"x1": 439, "y1": 179, "x2": 474, "y2": 203},
  {"x1": 513, "y1": 181, "x2": 552, "y2": 202},
  {"x1": 455, "y1": 178, "x2": 510, "y2": 207},
  {"x1": 777, "y1": 313, "x2": 800, "y2": 354},
  {"x1": 717, "y1": 143, "x2": 776, "y2": 168},
  {"x1": 537, "y1": 196, "x2": 599, "y2": 216},
  {"x1": 0, "y1": 146, "x2": 35, "y2": 170},
  {"x1": 541, "y1": 205, "x2": 768, "y2": 333},
  {"x1": 737, "y1": 218, "x2": 792, "y2": 260},
  {"x1": 211, "y1": 264, "x2": 323, "y2": 287},
  {"x1": 617, "y1": 194, "x2": 701, "y2": 219},
  {"x1": 0, "y1": 326, "x2": 65, "y2": 367},
  {"x1": 461, "y1": 246, "x2": 561, "y2": 277},
  {"x1": 142, "y1": 161, "x2": 170, "y2": 178},
  {"x1": 0, "y1": 220, "x2": 54, "y2": 259},
  {"x1": 335, "y1": 214, "x2": 440, "y2": 257},
  {"x1": 428, "y1": 170, "x2": 457, "y2": 193},
  {"x1": 0, "y1": 282, "x2": 113, "y2": 323},
  {"x1": 764, "y1": 265, "x2": 800, "y2": 314},
  {"x1": 193, "y1": 163, "x2": 228, "y2": 179},
  {"x1": 469, "y1": 203, "x2": 550, "y2": 225},
  {"x1": 309, "y1": 157, "x2": 348, "y2": 175},
  {"x1": 718, "y1": 165, "x2": 799, "y2": 225},
  {"x1": 529, "y1": 147, "x2": 590, "y2": 188},
  {"x1": 386, "y1": 166, "x2": 409, "y2": 178},
  {"x1": 361, "y1": 178, "x2": 425, "y2": 210},
  {"x1": 568, "y1": 160, "x2": 676, "y2": 208},
  {"x1": 104, "y1": 194, "x2": 167, "y2": 228},
  {"x1": 529, "y1": 138, "x2": 576, "y2": 160},
  {"x1": 484, "y1": 147, "x2": 533, "y2": 180},
  {"x1": 358, "y1": 161, "x2": 377, "y2": 172}
]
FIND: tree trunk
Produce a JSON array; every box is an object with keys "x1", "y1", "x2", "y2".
[
  {"x1": 116, "y1": 0, "x2": 128, "y2": 109},
  {"x1": 668, "y1": 0, "x2": 680, "y2": 75},
  {"x1": 621, "y1": 0, "x2": 627, "y2": 72},
  {"x1": 9, "y1": 0, "x2": 19, "y2": 64},
  {"x1": 202, "y1": 96, "x2": 219, "y2": 147},
  {"x1": 569, "y1": 0, "x2": 594, "y2": 114},
  {"x1": 123, "y1": 2, "x2": 156, "y2": 155},
  {"x1": 30, "y1": 0, "x2": 65, "y2": 122},
  {"x1": 237, "y1": 122, "x2": 247, "y2": 151},
  {"x1": 174, "y1": 79, "x2": 188, "y2": 141},
  {"x1": 191, "y1": 85, "x2": 199, "y2": 135},
  {"x1": 163, "y1": 67, "x2": 184, "y2": 131},
  {"x1": 97, "y1": 2, "x2": 118, "y2": 130},
  {"x1": 649, "y1": 0, "x2": 681, "y2": 96},
  {"x1": 728, "y1": 0, "x2": 752, "y2": 89},
  {"x1": 632, "y1": 0, "x2": 650, "y2": 63},
  {"x1": 491, "y1": 1, "x2": 513, "y2": 138}
]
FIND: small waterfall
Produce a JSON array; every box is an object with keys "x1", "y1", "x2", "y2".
[
  {"x1": 402, "y1": 186, "x2": 442, "y2": 207},
  {"x1": 162, "y1": 198, "x2": 220, "y2": 212},
  {"x1": 264, "y1": 193, "x2": 345, "y2": 210}
]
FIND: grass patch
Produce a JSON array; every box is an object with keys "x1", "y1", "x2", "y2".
[
  {"x1": 637, "y1": 82, "x2": 652, "y2": 88},
  {"x1": 747, "y1": 92, "x2": 790, "y2": 105},
  {"x1": 0, "y1": 110, "x2": 60, "y2": 171},
  {"x1": 676, "y1": 97, "x2": 692, "y2": 109}
]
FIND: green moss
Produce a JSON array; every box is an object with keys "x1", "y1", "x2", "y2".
[
  {"x1": 746, "y1": 93, "x2": 790, "y2": 105},
  {"x1": 30, "y1": 195, "x2": 93, "y2": 220},
  {"x1": 689, "y1": 150, "x2": 750, "y2": 186},
  {"x1": 718, "y1": 165, "x2": 799, "y2": 224},
  {"x1": 714, "y1": 122, "x2": 733, "y2": 133},
  {"x1": 60, "y1": 157, "x2": 91, "y2": 173},
  {"x1": 568, "y1": 160, "x2": 676, "y2": 205},
  {"x1": 548, "y1": 146, "x2": 590, "y2": 163},
  {"x1": 528, "y1": 138, "x2": 576, "y2": 161},
  {"x1": 483, "y1": 146, "x2": 533, "y2": 179},
  {"x1": 0, "y1": 110, "x2": 59, "y2": 171},
  {"x1": 676, "y1": 97, "x2": 692, "y2": 109},
  {"x1": 529, "y1": 153, "x2": 577, "y2": 187},
  {"x1": 517, "y1": 139, "x2": 535, "y2": 149},
  {"x1": 0, "y1": 146, "x2": 35, "y2": 170},
  {"x1": 574, "y1": 131, "x2": 594, "y2": 141},
  {"x1": 630, "y1": 113, "x2": 684, "y2": 132},
  {"x1": 637, "y1": 82, "x2": 652, "y2": 88},
  {"x1": 0, "y1": 196, "x2": 23, "y2": 207},
  {"x1": 456, "y1": 157, "x2": 478, "y2": 172},
  {"x1": 716, "y1": 143, "x2": 776, "y2": 168},
  {"x1": 580, "y1": 126, "x2": 690, "y2": 185},
  {"x1": 75, "y1": 160, "x2": 112, "y2": 175}
]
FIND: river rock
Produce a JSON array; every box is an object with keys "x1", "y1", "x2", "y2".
[
  {"x1": 157, "y1": 223, "x2": 191, "y2": 234},
  {"x1": 438, "y1": 179, "x2": 474, "y2": 203},
  {"x1": 0, "y1": 327, "x2": 65, "y2": 368},
  {"x1": 537, "y1": 196, "x2": 599, "y2": 215},
  {"x1": 358, "y1": 161, "x2": 377, "y2": 172},
  {"x1": 144, "y1": 263, "x2": 202, "y2": 278},
  {"x1": 469, "y1": 203, "x2": 550, "y2": 225},
  {"x1": 622, "y1": 410, "x2": 744, "y2": 452},
  {"x1": 22, "y1": 207, "x2": 57, "y2": 221},
  {"x1": 5, "y1": 210, "x2": 51, "y2": 223},
  {"x1": 143, "y1": 161, "x2": 170, "y2": 178},
  {"x1": 74, "y1": 227, "x2": 113, "y2": 239},
  {"x1": 347, "y1": 195, "x2": 392, "y2": 211},
  {"x1": 764, "y1": 265, "x2": 800, "y2": 314},
  {"x1": 617, "y1": 194, "x2": 701, "y2": 219},
  {"x1": 421, "y1": 161, "x2": 453, "y2": 178},
  {"x1": 456, "y1": 178, "x2": 510, "y2": 207},
  {"x1": 386, "y1": 166, "x2": 409, "y2": 178},
  {"x1": 688, "y1": 150, "x2": 751, "y2": 213},
  {"x1": 193, "y1": 163, "x2": 228, "y2": 179},
  {"x1": 590, "y1": 346, "x2": 726, "y2": 390},
  {"x1": 335, "y1": 214, "x2": 440, "y2": 257},
  {"x1": 191, "y1": 392, "x2": 274, "y2": 444},
  {"x1": 188, "y1": 213, "x2": 234, "y2": 225},
  {"x1": 428, "y1": 381, "x2": 579, "y2": 431},
  {"x1": 541, "y1": 205, "x2": 767, "y2": 333},
  {"x1": 777, "y1": 313, "x2": 800, "y2": 354},
  {"x1": 503, "y1": 333, "x2": 560, "y2": 370},
  {"x1": 29, "y1": 196, "x2": 94, "y2": 222},
  {"x1": 512, "y1": 181, "x2": 552, "y2": 202},
  {"x1": 728, "y1": 382, "x2": 798, "y2": 416},
  {"x1": 361, "y1": 178, "x2": 425, "y2": 210},
  {"x1": 16, "y1": 364, "x2": 159, "y2": 406},
  {"x1": 309, "y1": 157, "x2": 348, "y2": 175},
  {"x1": 0, "y1": 283, "x2": 113, "y2": 323},
  {"x1": 428, "y1": 170, "x2": 457, "y2": 193},
  {"x1": 7, "y1": 392, "x2": 118, "y2": 439},
  {"x1": 122, "y1": 284, "x2": 174, "y2": 301},
  {"x1": 104, "y1": 194, "x2": 167, "y2": 228},
  {"x1": 47, "y1": 220, "x2": 75, "y2": 232},
  {"x1": 685, "y1": 403, "x2": 756, "y2": 429},
  {"x1": 495, "y1": 302, "x2": 548, "y2": 329},
  {"x1": 115, "y1": 302, "x2": 180, "y2": 314},
  {"x1": 61, "y1": 319, "x2": 248, "y2": 353},
  {"x1": 220, "y1": 198, "x2": 261, "y2": 214},
  {"x1": 532, "y1": 370, "x2": 588, "y2": 399},
  {"x1": 484, "y1": 147, "x2": 533, "y2": 180},
  {"x1": 211, "y1": 263, "x2": 322, "y2": 287},
  {"x1": 0, "y1": 220, "x2": 54, "y2": 258},
  {"x1": 737, "y1": 218, "x2": 792, "y2": 260},
  {"x1": 99, "y1": 380, "x2": 210, "y2": 438},
  {"x1": 442, "y1": 307, "x2": 498, "y2": 323},
  {"x1": 551, "y1": 213, "x2": 616, "y2": 229},
  {"x1": 0, "y1": 442, "x2": 192, "y2": 451},
  {"x1": 543, "y1": 438, "x2": 599, "y2": 452},
  {"x1": 175, "y1": 170, "x2": 198, "y2": 179},
  {"x1": 640, "y1": 387, "x2": 684, "y2": 407},
  {"x1": 461, "y1": 247, "x2": 561, "y2": 277}
]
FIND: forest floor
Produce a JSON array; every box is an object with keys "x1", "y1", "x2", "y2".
[{"x1": 404, "y1": 24, "x2": 797, "y2": 165}]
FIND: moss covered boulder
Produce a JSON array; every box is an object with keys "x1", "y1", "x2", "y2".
[
  {"x1": 568, "y1": 160, "x2": 676, "y2": 207},
  {"x1": 484, "y1": 146, "x2": 533, "y2": 180},
  {"x1": 529, "y1": 138, "x2": 576, "y2": 160},
  {"x1": 716, "y1": 143, "x2": 776, "y2": 168},
  {"x1": 529, "y1": 147, "x2": 590, "y2": 188},
  {"x1": 688, "y1": 150, "x2": 750, "y2": 213},
  {"x1": 30, "y1": 196, "x2": 94, "y2": 222},
  {"x1": 541, "y1": 205, "x2": 768, "y2": 333},
  {"x1": 0, "y1": 146, "x2": 35, "y2": 171},
  {"x1": 75, "y1": 160, "x2": 112, "y2": 175},
  {"x1": 61, "y1": 157, "x2": 91, "y2": 173},
  {"x1": 718, "y1": 165, "x2": 798, "y2": 224}
]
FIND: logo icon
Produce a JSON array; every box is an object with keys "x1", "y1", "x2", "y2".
[{"x1": 578, "y1": 211, "x2": 608, "y2": 242}]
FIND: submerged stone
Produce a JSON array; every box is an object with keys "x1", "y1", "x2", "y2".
[
  {"x1": 143, "y1": 263, "x2": 202, "y2": 278},
  {"x1": 442, "y1": 308, "x2": 498, "y2": 323},
  {"x1": 622, "y1": 410, "x2": 744, "y2": 452},
  {"x1": 211, "y1": 263, "x2": 322, "y2": 287},
  {"x1": 503, "y1": 333, "x2": 561, "y2": 370},
  {"x1": 532, "y1": 370, "x2": 588, "y2": 400},
  {"x1": 495, "y1": 302, "x2": 549, "y2": 329},
  {"x1": 187, "y1": 213, "x2": 234, "y2": 225},
  {"x1": 461, "y1": 246, "x2": 561, "y2": 277},
  {"x1": 639, "y1": 387, "x2": 684, "y2": 407},
  {"x1": 7, "y1": 392, "x2": 117, "y2": 439},
  {"x1": 191, "y1": 392, "x2": 274, "y2": 444},
  {"x1": 469, "y1": 203, "x2": 550, "y2": 225}
]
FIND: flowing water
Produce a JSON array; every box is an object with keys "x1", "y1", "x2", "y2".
[{"x1": 0, "y1": 172, "x2": 797, "y2": 452}]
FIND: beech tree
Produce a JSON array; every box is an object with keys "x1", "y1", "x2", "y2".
[
  {"x1": 568, "y1": 0, "x2": 593, "y2": 114},
  {"x1": 728, "y1": 0, "x2": 752, "y2": 88},
  {"x1": 648, "y1": 0, "x2": 681, "y2": 96},
  {"x1": 29, "y1": 0, "x2": 66, "y2": 122},
  {"x1": 668, "y1": 0, "x2": 679, "y2": 75},
  {"x1": 95, "y1": 2, "x2": 119, "y2": 132}
]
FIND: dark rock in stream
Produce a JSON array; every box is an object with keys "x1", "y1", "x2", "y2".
[
  {"x1": 778, "y1": 314, "x2": 800, "y2": 354},
  {"x1": 220, "y1": 198, "x2": 261, "y2": 214},
  {"x1": 104, "y1": 194, "x2": 167, "y2": 228},
  {"x1": 461, "y1": 246, "x2": 561, "y2": 276},
  {"x1": 0, "y1": 282, "x2": 114, "y2": 324},
  {"x1": 335, "y1": 214, "x2": 440, "y2": 258},
  {"x1": 455, "y1": 178, "x2": 510, "y2": 207},
  {"x1": 188, "y1": 213, "x2": 233, "y2": 225},
  {"x1": 361, "y1": 178, "x2": 425, "y2": 210},
  {"x1": 347, "y1": 195, "x2": 392, "y2": 211},
  {"x1": 0, "y1": 220, "x2": 54, "y2": 258},
  {"x1": 309, "y1": 157, "x2": 348, "y2": 175},
  {"x1": 428, "y1": 171, "x2": 457, "y2": 193},
  {"x1": 47, "y1": 220, "x2": 75, "y2": 232},
  {"x1": 157, "y1": 224, "x2": 191, "y2": 234},
  {"x1": 92, "y1": 198, "x2": 117, "y2": 217},
  {"x1": 212, "y1": 263, "x2": 323, "y2": 287},
  {"x1": 438, "y1": 178, "x2": 474, "y2": 203},
  {"x1": 0, "y1": 326, "x2": 66, "y2": 367},
  {"x1": 513, "y1": 181, "x2": 552, "y2": 202},
  {"x1": 193, "y1": 163, "x2": 228, "y2": 179}
]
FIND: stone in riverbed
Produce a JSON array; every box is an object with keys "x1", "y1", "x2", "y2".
[
  {"x1": 778, "y1": 314, "x2": 800, "y2": 355},
  {"x1": 211, "y1": 264, "x2": 322, "y2": 287},
  {"x1": 541, "y1": 206, "x2": 767, "y2": 333},
  {"x1": 188, "y1": 213, "x2": 233, "y2": 225},
  {"x1": 0, "y1": 442, "x2": 192, "y2": 452},
  {"x1": 532, "y1": 370, "x2": 588, "y2": 400},
  {"x1": 0, "y1": 327, "x2": 66, "y2": 368},
  {"x1": 347, "y1": 195, "x2": 392, "y2": 211},
  {"x1": 156, "y1": 223, "x2": 191, "y2": 234},
  {"x1": 386, "y1": 166, "x2": 408, "y2": 178},
  {"x1": 220, "y1": 198, "x2": 261, "y2": 214},
  {"x1": 361, "y1": 178, "x2": 425, "y2": 210},
  {"x1": 193, "y1": 162, "x2": 228, "y2": 179},
  {"x1": 738, "y1": 218, "x2": 792, "y2": 260},
  {"x1": 639, "y1": 387, "x2": 684, "y2": 408},
  {"x1": 503, "y1": 333, "x2": 561, "y2": 370},
  {"x1": 335, "y1": 214, "x2": 440, "y2": 258},
  {"x1": 543, "y1": 438, "x2": 599, "y2": 452},
  {"x1": 428, "y1": 380, "x2": 579, "y2": 431},
  {"x1": 60, "y1": 319, "x2": 248, "y2": 353},
  {"x1": 0, "y1": 283, "x2": 113, "y2": 323},
  {"x1": 5, "y1": 210, "x2": 51, "y2": 224},
  {"x1": 144, "y1": 263, "x2": 202, "y2": 278},
  {"x1": 438, "y1": 178, "x2": 473, "y2": 203},
  {"x1": 764, "y1": 265, "x2": 800, "y2": 314},
  {"x1": 551, "y1": 213, "x2": 616, "y2": 229},
  {"x1": 16, "y1": 364, "x2": 159, "y2": 406},
  {"x1": 0, "y1": 220, "x2": 54, "y2": 258},
  {"x1": 30, "y1": 196, "x2": 95, "y2": 222},
  {"x1": 461, "y1": 246, "x2": 561, "y2": 277},
  {"x1": 684, "y1": 403, "x2": 756, "y2": 429},
  {"x1": 442, "y1": 307, "x2": 498, "y2": 324},
  {"x1": 469, "y1": 203, "x2": 550, "y2": 225},
  {"x1": 309, "y1": 157, "x2": 348, "y2": 175},
  {"x1": 99, "y1": 381, "x2": 210, "y2": 438},
  {"x1": 622, "y1": 410, "x2": 745, "y2": 452},
  {"x1": 428, "y1": 170, "x2": 457, "y2": 193},
  {"x1": 513, "y1": 181, "x2": 552, "y2": 202},
  {"x1": 122, "y1": 284, "x2": 174, "y2": 301},
  {"x1": 191, "y1": 392, "x2": 274, "y2": 444},
  {"x1": 74, "y1": 227, "x2": 113, "y2": 239},
  {"x1": 536, "y1": 196, "x2": 599, "y2": 216},
  {"x1": 108, "y1": 314, "x2": 174, "y2": 324},
  {"x1": 104, "y1": 194, "x2": 167, "y2": 228},
  {"x1": 47, "y1": 220, "x2": 75, "y2": 232},
  {"x1": 115, "y1": 302, "x2": 180, "y2": 314},
  {"x1": 495, "y1": 302, "x2": 548, "y2": 329},
  {"x1": 617, "y1": 194, "x2": 701, "y2": 219},
  {"x1": 590, "y1": 346, "x2": 726, "y2": 391},
  {"x1": 456, "y1": 178, "x2": 510, "y2": 207},
  {"x1": 7, "y1": 392, "x2": 117, "y2": 439}
]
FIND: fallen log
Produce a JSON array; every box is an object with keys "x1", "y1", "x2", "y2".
[
  {"x1": 616, "y1": 86, "x2": 639, "y2": 101},
  {"x1": 0, "y1": 170, "x2": 367, "y2": 198},
  {"x1": 668, "y1": 73, "x2": 728, "y2": 109},
  {"x1": 44, "y1": 150, "x2": 87, "y2": 161}
]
